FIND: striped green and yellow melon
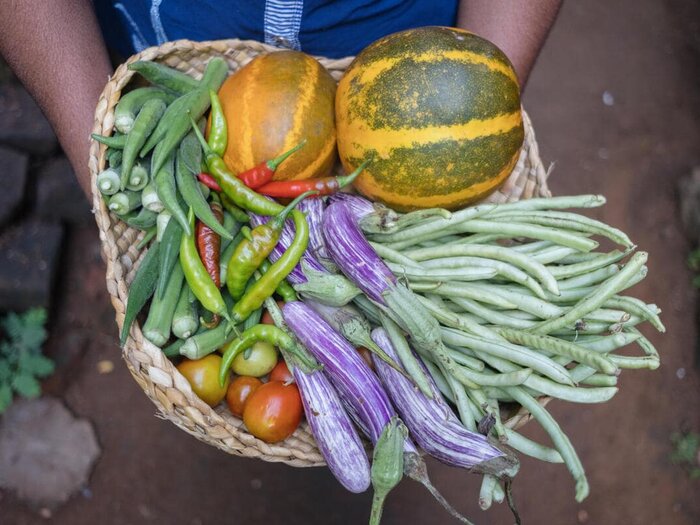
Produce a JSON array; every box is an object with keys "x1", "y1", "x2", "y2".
[
  {"x1": 218, "y1": 51, "x2": 337, "y2": 181},
  {"x1": 336, "y1": 26, "x2": 524, "y2": 211}
]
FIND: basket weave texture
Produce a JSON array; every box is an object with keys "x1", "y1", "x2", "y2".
[{"x1": 89, "y1": 38, "x2": 552, "y2": 467}]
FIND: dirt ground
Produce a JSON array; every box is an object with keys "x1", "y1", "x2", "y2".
[{"x1": 2, "y1": 0, "x2": 700, "y2": 524}]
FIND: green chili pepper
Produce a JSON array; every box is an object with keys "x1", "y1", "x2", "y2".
[
  {"x1": 230, "y1": 209, "x2": 309, "y2": 322},
  {"x1": 190, "y1": 117, "x2": 284, "y2": 217},
  {"x1": 260, "y1": 260, "x2": 297, "y2": 302},
  {"x1": 218, "y1": 324, "x2": 296, "y2": 386},
  {"x1": 180, "y1": 208, "x2": 231, "y2": 322},
  {"x1": 226, "y1": 191, "x2": 315, "y2": 300},
  {"x1": 207, "y1": 89, "x2": 227, "y2": 157},
  {"x1": 220, "y1": 194, "x2": 250, "y2": 223}
]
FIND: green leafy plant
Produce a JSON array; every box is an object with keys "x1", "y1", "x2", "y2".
[
  {"x1": 671, "y1": 431, "x2": 700, "y2": 479},
  {"x1": 0, "y1": 308, "x2": 54, "y2": 412},
  {"x1": 689, "y1": 249, "x2": 700, "y2": 288}
]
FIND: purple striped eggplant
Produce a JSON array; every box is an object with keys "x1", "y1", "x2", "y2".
[
  {"x1": 293, "y1": 366, "x2": 370, "y2": 493},
  {"x1": 322, "y1": 201, "x2": 480, "y2": 390},
  {"x1": 327, "y1": 192, "x2": 377, "y2": 220},
  {"x1": 371, "y1": 327, "x2": 519, "y2": 478},
  {"x1": 283, "y1": 300, "x2": 396, "y2": 443},
  {"x1": 297, "y1": 198, "x2": 331, "y2": 264},
  {"x1": 283, "y1": 301, "x2": 474, "y2": 524}
]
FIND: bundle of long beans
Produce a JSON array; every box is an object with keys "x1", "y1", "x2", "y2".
[{"x1": 346, "y1": 194, "x2": 663, "y2": 506}]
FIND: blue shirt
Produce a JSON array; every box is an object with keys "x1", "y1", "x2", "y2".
[{"x1": 94, "y1": 1, "x2": 459, "y2": 59}]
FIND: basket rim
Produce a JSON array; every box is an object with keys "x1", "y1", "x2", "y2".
[{"x1": 89, "y1": 37, "x2": 551, "y2": 466}]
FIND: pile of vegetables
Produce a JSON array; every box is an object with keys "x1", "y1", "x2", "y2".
[{"x1": 98, "y1": 49, "x2": 663, "y2": 524}]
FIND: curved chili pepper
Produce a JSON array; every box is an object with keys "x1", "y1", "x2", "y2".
[
  {"x1": 198, "y1": 172, "x2": 222, "y2": 192},
  {"x1": 196, "y1": 199, "x2": 225, "y2": 328},
  {"x1": 218, "y1": 324, "x2": 296, "y2": 386},
  {"x1": 260, "y1": 260, "x2": 297, "y2": 302},
  {"x1": 226, "y1": 190, "x2": 315, "y2": 300},
  {"x1": 190, "y1": 117, "x2": 284, "y2": 217},
  {"x1": 238, "y1": 140, "x2": 306, "y2": 189},
  {"x1": 207, "y1": 90, "x2": 227, "y2": 157},
  {"x1": 230, "y1": 209, "x2": 309, "y2": 323},
  {"x1": 256, "y1": 160, "x2": 370, "y2": 198},
  {"x1": 180, "y1": 208, "x2": 231, "y2": 323}
]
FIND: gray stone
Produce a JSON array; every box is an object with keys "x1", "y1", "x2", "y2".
[
  {"x1": 0, "y1": 146, "x2": 28, "y2": 227},
  {"x1": 35, "y1": 156, "x2": 92, "y2": 224},
  {"x1": 0, "y1": 82, "x2": 57, "y2": 155},
  {"x1": 0, "y1": 220, "x2": 63, "y2": 311},
  {"x1": 0, "y1": 397, "x2": 100, "y2": 508},
  {"x1": 679, "y1": 166, "x2": 700, "y2": 247}
]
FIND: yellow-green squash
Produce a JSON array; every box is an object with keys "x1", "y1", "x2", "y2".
[{"x1": 336, "y1": 26, "x2": 524, "y2": 211}]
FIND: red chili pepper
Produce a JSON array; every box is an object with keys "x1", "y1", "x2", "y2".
[
  {"x1": 196, "y1": 201, "x2": 224, "y2": 328},
  {"x1": 238, "y1": 140, "x2": 306, "y2": 189},
  {"x1": 198, "y1": 172, "x2": 222, "y2": 192},
  {"x1": 257, "y1": 160, "x2": 370, "y2": 198}
]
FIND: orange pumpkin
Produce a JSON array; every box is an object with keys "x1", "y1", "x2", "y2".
[{"x1": 217, "y1": 51, "x2": 337, "y2": 181}]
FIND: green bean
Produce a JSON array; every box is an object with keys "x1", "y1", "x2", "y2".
[
  {"x1": 503, "y1": 428, "x2": 564, "y2": 463},
  {"x1": 410, "y1": 281, "x2": 517, "y2": 309},
  {"x1": 558, "y1": 252, "x2": 601, "y2": 264},
  {"x1": 492, "y1": 479, "x2": 505, "y2": 504},
  {"x1": 530, "y1": 246, "x2": 578, "y2": 264},
  {"x1": 442, "y1": 368, "x2": 478, "y2": 432},
  {"x1": 370, "y1": 195, "x2": 606, "y2": 245},
  {"x1": 423, "y1": 256, "x2": 547, "y2": 298},
  {"x1": 579, "y1": 373, "x2": 618, "y2": 387},
  {"x1": 624, "y1": 327, "x2": 659, "y2": 358},
  {"x1": 370, "y1": 242, "x2": 424, "y2": 268},
  {"x1": 470, "y1": 349, "x2": 618, "y2": 403},
  {"x1": 609, "y1": 354, "x2": 660, "y2": 370},
  {"x1": 558, "y1": 265, "x2": 620, "y2": 290},
  {"x1": 441, "y1": 328, "x2": 574, "y2": 385},
  {"x1": 488, "y1": 210, "x2": 634, "y2": 248},
  {"x1": 387, "y1": 262, "x2": 497, "y2": 282},
  {"x1": 566, "y1": 331, "x2": 641, "y2": 353},
  {"x1": 416, "y1": 234, "x2": 464, "y2": 247},
  {"x1": 509, "y1": 240, "x2": 556, "y2": 253},
  {"x1": 479, "y1": 475, "x2": 498, "y2": 510},
  {"x1": 448, "y1": 297, "x2": 533, "y2": 329},
  {"x1": 502, "y1": 386, "x2": 589, "y2": 502},
  {"x1": 443, "y1": 345, "x2": 487, "y2": 371},
  {"x1": 546, "y1": 249, "x2": 630, "y2": 279},
  {"x1": 416, "y1": 295, "x2": 501, "y2": 346},
  {"x1": 605, "y1": 296, "x2": 665, "y2": 332},
  {"x1": 498, "y1": 327, "x2": 619, "y2": 375},
  {"x1": 465, "y1": 282, "x2": 563, "y2": 318},
  {"x1": 469, "y1": 387, "x2": 506, "y2": 440},
  {"x1": 406, "y1": 244, "x2": 559, "y2": 295},
  {"x1": 380, "y1": 314, "x2": 434, "y2": 398},
  {"x1": 353, "y1": 294, "x2": 383, "y2": 325},
  {"x1": 532, "y1": 252, "x2": 648, "y2": 334},
  {"x1": 489, "y1": 213, "x2": 633, "y2": 248},
  {"x1": 422, "y1": 358, "x2": 455, "y2": 403}
]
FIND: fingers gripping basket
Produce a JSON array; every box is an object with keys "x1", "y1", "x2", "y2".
[{"x1": 89, "y1": 39, "x2": 552, "y2": 467}]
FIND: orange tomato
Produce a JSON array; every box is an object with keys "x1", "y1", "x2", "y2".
[{"x1": 177, "y1": 355, "x2": 230, "y2": 407}]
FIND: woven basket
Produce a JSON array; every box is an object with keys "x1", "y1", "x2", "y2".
[{"x1": 89, "y1": 38, "x2": 552, "y2": 467}]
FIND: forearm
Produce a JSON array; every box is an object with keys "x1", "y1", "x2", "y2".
[
  {"x1": 0, "y1": 0, "x2": 112, "y2": 197},
  {"x1": 457, "y1": 0, "x2": 562, "y2": 88}
]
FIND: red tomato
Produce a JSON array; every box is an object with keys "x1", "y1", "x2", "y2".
[
  {"x1": 243, "y1": 381, "x2": 303, "y2": 443},
  {"x1": 177, "y1": 355, "x2": 230, "y2": 407},
  {"x1": 226, "y1": 376, "x2": 263, "y2": 417},
  {"x1": 269, "y1": 360, "x2": 294, "y2": 384}
]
